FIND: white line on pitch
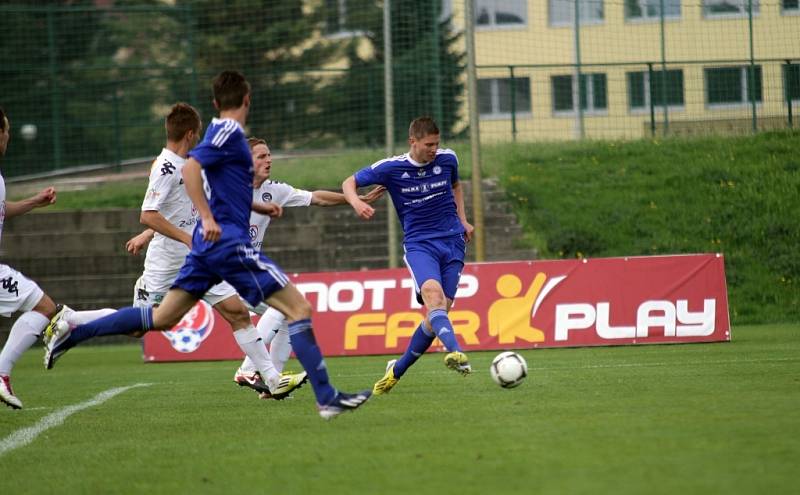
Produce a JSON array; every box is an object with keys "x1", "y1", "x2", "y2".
[{"x1": 0, "y1": 383, "x2": 153, "y2": 457}]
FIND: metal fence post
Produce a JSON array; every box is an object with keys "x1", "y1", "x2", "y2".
[
  {"x1": 785, "y1": 60, "x2": 794, "y2": 129},
  {"x1": 659, "y1": 0, "x2": 669, "y2": 135},
  {"x1": 509, "y1": 65, "x2": 517, "y2": 142},
  {"x1": 384, "y1": 0, "x2": 399, "y2": 268},
  {"x1": 748, "y1": 0, "x2": 757, "y2": 133},
  {"x1": 46, "y1": 6, "x2": 63, "y2": 172},
  {"x1": 648, "y1": 62, "x2": 656, "y2": 137},
  {"x1": 573, "y1": 0, "x2": 584, "y2": 139},
  {"x1": 465, "y1": 0, "x2": 485, "y2": 261}
]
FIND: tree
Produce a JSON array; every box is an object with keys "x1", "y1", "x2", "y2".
[{"x1": 318, "y1": 0, "x2": 466, "y2": 147}]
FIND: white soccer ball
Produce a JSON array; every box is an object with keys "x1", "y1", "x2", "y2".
[
  {"x1": 490, "y1": 351, "x2": 528, "y2": 388},
  {"x1": 20, "y1": 124, "x2": 37, "y2": 141}
]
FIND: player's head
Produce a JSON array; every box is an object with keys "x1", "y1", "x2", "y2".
[
  {"x1": 212, "y1": 70, "x2": 251, "y2": 112},
  {"x1": 408, "y1": 116, "x2": 440, "y2": 164},
  {"x1": 0, "y1": 106, "x2": 9, "y2": 157},
  {"x1": 165, "y1": 102, "x2": 201, "y2": 146},
  {"x1": 248, "y1": 137, "x2": 271, "y2": 182}
]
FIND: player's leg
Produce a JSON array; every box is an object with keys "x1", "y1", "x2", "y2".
[
  {"x1": 45, "y1": 286, "x2": 198, "y2": 370},
  {"x1": 265, "y1": 283, "x2": 370, "y2": 418},
  {"x1": 0, "y1": 268, "x2": 55, "y2": 409},
  {"x1": 267, "y1": 320, "x2": 292, "y2": 373},
  {"x1": 209, "y1": 283, "x2": 306, "y2": 400},
  {"x1": 436, "y1": 236, "x2": 471, "y2": 374}
]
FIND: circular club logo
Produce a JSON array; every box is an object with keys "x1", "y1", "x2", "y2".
[
  {"x1": 161, "y1": 300, "x2": 215, "y2": 353},
  {"x1": 249, "y1": 224, "x2": 259, "y2": 240},
  {"x1": 433, "y1": 165, "x2": 442, "y2": 175},
  {"x1": 262, "y1": 192, "x2": 272, "y2": 202}
]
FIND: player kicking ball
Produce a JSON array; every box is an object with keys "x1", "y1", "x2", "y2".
[
  {"x1": 342, "y1": 116, "x2": 475, "y2": 395},
  {"x1": 45, "y1": 71, "x2": 371, "y2": 419}
]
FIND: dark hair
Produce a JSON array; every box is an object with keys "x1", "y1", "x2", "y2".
[
  {"x1": 0, "y1": 106, "x2": 7, "y2": 132},
  {"x1": 165, "y1": 103, "x2": 201, "y2": 142},
  {"x1": 408, "y1": 116, "x2": 439, "y2": 139},
  {"x1": 247, "y1": 137, "x2": 267, "y2": 150},
  {"x1": 212, "y1": 71, "x2": 251, "y2": 111}
]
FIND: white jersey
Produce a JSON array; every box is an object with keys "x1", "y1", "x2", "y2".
[
  {"x1": 141, "y1": 148, "x2": 198, "y2": 275},
  {"x1": 248, "y1": 180, "x2": 312, "y2": 249},
  {"x1": 0, "y1": 172, "x2": 6, "y2": 251}
]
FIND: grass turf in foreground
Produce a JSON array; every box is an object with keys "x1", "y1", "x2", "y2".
[{"x1": 1, "y1": 323, "x2": 798, "y2": 495}]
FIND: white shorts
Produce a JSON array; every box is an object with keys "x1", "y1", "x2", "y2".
[
  {"x1": 133, "y1": 270, "x2": 238, "y2": 308},
  {"x1": 0, "y1": 263, "x2": 45, "y2": 317}
]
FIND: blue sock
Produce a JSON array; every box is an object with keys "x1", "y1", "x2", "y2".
[
  {"x1": 393, "y1": 322, "x2": 434, "y2": 378},
  {"x1": 429, "y1": 308, "x2": 461, "y2": 352},
  {"x1": 288, "y1": 319, "x2": 336, "y2": 406},
  {"x1": 61, "y1": 306, "x2": 153, "y2": 352}
]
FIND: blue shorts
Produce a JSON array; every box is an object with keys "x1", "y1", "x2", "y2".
[
  {"x1": 172, "y1": 238, "x2": 289, "y2": 307},
  {"x1": 403, "y1": 235, "x2": 466, "y2": 304}
]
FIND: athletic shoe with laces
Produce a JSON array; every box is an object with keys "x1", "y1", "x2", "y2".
[
  {"x1": 318, "y1": 390, "x2": 372, "y2": 420},
  {"x1": 268, "y1": 371, "x2": 308, "y2": 401},
  {"x1": 44, "y1": 320, "x2": 73, "y2": 370},
  {"x1": 233, "y1": 369, "x2": 272, "y2": 395},
  {"x1": 444, "y1": 351, "x2": 472, "y2": 375},
  {"x1": 372, "y1": 361, "x2": 399, "y2": 395},
  {"x1": 0, "y1": 375, "x2": 22, "y2": 409},
  {"x1": 43, "y1": 304, "x2": 73, "y2": 346}
]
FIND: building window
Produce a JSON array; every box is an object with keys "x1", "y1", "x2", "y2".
[
  {"x1": 552, "y1": 73, "x2": 607, "y2": 113},
  {"x1": 476, "y1": 0, "x2": 527, "y2": 28},
  {"x1": 549, "y1": 0, "x2": 605, "y2": 26},
  {"x1": 627, "y1": 69, "x2": 685, "y2": 110},
  {"x1": 783, "y1": 0, "x2": 800, "y2": 13},
  {"x1": 625, "y1": 0, "x2": 681, "y2": 20},
  {"x1": 478, "y1": 77, "x2": 531, "y2": 117},
  {"x1": 703, "y1": 0, "x2": 760, "y2": 17},
  {"x1": 784, "y1": 64, "x2": 800, "y2": 102},
  {"x1": 705, "y1": 66, "x2": 762, "y2": 106}
]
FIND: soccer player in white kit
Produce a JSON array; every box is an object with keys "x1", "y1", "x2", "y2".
[
  {"x1": 45, "y1": 103, "x2": 308, "y2": 400},
  {"x1": 0, "y1": 106, "x2": 61, "y2": 409},
  {"x1": 230, "y1": 137, "x2": 384, "y2": 398}
]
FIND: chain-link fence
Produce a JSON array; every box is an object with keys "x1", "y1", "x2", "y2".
[{"x1": 1, "y1": 1, "x2": 798, "y2": 178}]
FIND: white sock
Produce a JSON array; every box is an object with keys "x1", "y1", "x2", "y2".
[
  {"x1": 0, "y1": 311, "x2": 49, "y2": 375},
  {"x1": 257, "y1": 307, "x2": 285, "y2": 345},
  {"x1": 66, "y1": 308, "x2": 116, "y2": 326},
  {"x1": 233, "y1": 326, "x2": 279, "y2": 386},
  {"x1": 270, "y1": 325, "x2": 292, "y2": 373}
]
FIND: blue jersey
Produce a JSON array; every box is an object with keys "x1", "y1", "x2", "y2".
[
  {"x1": 187, "y1": 118, "x2": 253, "y2": 251},
  {"x1": 354, "y1": 149, "x2": 465, "y2": 243}
]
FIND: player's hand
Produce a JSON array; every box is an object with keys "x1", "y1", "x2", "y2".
[
  {"x1": 462, "y1": 220, "x2": 474, "y2": 243},
  {"x1": 352, "y1": 200, "x2": 375, "y2": 220},
  {"x1": 32, "y1": 187, "x2": 57, "y2": 208},
  {"x1": 201, "y1": 215, "x2": 222, "y2": 242},
  {"x1": 359, "y1": 185, "x2": 386, "y2": 205},
  {"x1": 253, "y1": 201, "x2": 282, "y2": 218},
  {"x1": 125, "y1": 232, "x2": 151, "y2": 256}
]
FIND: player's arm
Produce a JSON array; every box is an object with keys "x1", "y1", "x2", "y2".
[
  {"x1": 126, "y1": 229, "x2": 155, "y2": 256},
  {"x1": 140, "y1": 210, "x2": 192, "y2": 248},
  {"x1": 4, "y1": 187, "x2": 56, "y2": 219},
  {"x1": 343, "y1": 175, "x2": 375, "y2": 220},
  {"x1": 182, "y1": 158, "x2": 221, "y2": 242},
  {"x1": 311, "y1": 186, "x2": 385, "y2": 207},
  {"x1": 452, "y1": 181, "x2": 474, "y2": 243}
]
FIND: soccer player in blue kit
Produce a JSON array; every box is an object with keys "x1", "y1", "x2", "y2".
[
  {"x1": 342, "y1": 116, "x2": 475, "y2": 395},
  {"x1": 46, "y1": 71, "x2": 371, "y2": 419}
]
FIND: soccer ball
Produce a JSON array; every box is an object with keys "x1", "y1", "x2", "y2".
[{"x1": 490, "y1": 351, "x2": 528, "y2": 388}]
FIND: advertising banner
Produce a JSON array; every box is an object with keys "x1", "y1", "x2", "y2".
[{"x1": 142, "y1": 253, "x2": 730, "y2": 362}]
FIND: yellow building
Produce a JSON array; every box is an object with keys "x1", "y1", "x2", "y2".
[{"x1": 456, "y1": 0, "x2": 800, "y2": 140}]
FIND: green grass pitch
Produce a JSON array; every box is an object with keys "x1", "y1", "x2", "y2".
[{"x1": 1, "y1": 324, "x2": 798, "y2": 494}]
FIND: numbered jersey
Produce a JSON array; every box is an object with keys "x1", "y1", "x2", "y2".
[
  {"x1": 141, "y1": 148, "x2": 198, "y2": 274},
  {"x1": 249, "y1": 181, "x2": 312, "y2": 249}
]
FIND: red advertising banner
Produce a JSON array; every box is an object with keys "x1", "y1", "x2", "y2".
[{"x1": 142, "y1": 253, "x2": 731, "y2": 362}]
